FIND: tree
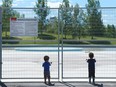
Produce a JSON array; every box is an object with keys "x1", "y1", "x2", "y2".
[
  {"x1": 2, "y1": 0, "x2": 23, "y2": 37},
  {"x1": 46, "y1": 17, "x2": 58, "y2": 34},
  {"x1": 72, "y1": 4, "x2": 79, "y2": 39},
  {"x1": 72, "y1": 4, "x2": 87, "y2": 39},
  {"x1": 34, "y1": 0, "x2": 49, "y2": 36},
  {"x1": 11, "y1": 10, "x2": 25, "y2": 18},
  {"x1": 86, "y1": 0, "x2": 104, "y2": 39},
  {"x1": 111, "y1": 25, "x2": 116, "y2": 38},
  {"x1": 2, "y1": 0, "x2": 13, "y2": 37},
  {"x1": 106, "y1": 24, "x2": 116, "y2": 38},
  {"x1": 59, "y1": 0, "x2": 73, "y2": 39}
]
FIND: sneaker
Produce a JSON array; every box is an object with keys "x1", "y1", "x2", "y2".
[
  {"x1": 44, "y1": 82, "x2": 47, "y2": 85},
  {"x1": 48, "y1": 83, "x2": 55, "y2": 86},
  {"x1": 92, "y1": 82, "x2": 95, "y2": 85}
]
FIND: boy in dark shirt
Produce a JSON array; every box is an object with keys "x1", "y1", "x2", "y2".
[
  {"x1": 42, "y1": 55, "x2": 54, "y2": 86},
  {"x1": 86, "y1": 52, "x2": 96, "y2": 84}
]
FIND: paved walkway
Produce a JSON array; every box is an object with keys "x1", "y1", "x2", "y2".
[{"x1": 0, "y1": 82, "x2": 116, "y2": 87}]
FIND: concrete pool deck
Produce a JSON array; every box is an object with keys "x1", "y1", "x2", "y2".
[
  {"x1": 1, "y1": 46, "x2": 116, "y2": 80},
  {"x1": 2, "y1": 49, "x2": 116, "y2": 78},
  {"x1": 0, "y1": 82, "x2": 116, "y2": 87}
]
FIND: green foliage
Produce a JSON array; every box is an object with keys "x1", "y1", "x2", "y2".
[
  {"x1": 72, "y1": 4, "x2": 87, "y2": 40},
  {"x1": 72, "y1": 4, "x2": 79, "y2": 39},
  {"x1": 34, "y1": 0, "x2": 50, "y2": 35},
  {"x1": 62, "y1": 40, "x2": 89, "y2": 44},
  {"x1": 2, "y1": 36, "x2": 21, "y2": 44},
  {"x1": 2, "y1": 0, "x2": 25, "y2": 38},
  {"x1": 88, "y1": 40, "x2": 111, "y2": 44},
  {"x1": 38, "y1": 34, "x2": 56, "y2": 40},
  {"x1": 86, "y1": 0, "x2": 105, "y2": 39},
  {"x1": 105, "y1": 24, "x2": 116, "y2": 38},
  {"x1": 59, "y1": 0, "x2": 73, "y2": 39},
  {"x1": 2, "y1": 0, "x2": 13, "y2": 37},
  {"x1": 59, "y1": 1, "x2": 87, "y2": 40},
  {"x1": 46, "y1": 17, "x2": 58, "y2": 34}
]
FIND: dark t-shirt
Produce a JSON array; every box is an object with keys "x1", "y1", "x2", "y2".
[
  {"x1": 87, "y1": 59, "x2": 96, "y2": 70},
  {"x1": 42, "y1": 61, "x2": 51, "y2": 72}
]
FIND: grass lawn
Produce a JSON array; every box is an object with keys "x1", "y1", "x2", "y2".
[{"x1": 2, "y1": 32, "x2": 116, "y2": 45}]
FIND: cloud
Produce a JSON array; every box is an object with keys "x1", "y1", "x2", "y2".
[
  {"x1": 48, "y1": 2, "x2": 62, "y2": 8},
  {"x1": 12, "y1": 0, "x2": 23, "y2": 7},
  {"x1": 103, "y1": 20, "x2": 108, "y2": 23},
  {"x1": 14, "y1": 0, "x2": 24, "y2": 2},
  {"x1": 31, "y1": 1, "x2": 62, "y2": 8},
  {"x1": 102, "y1": 14, "x2": 109, "y2": 17},
  {"x1": 12, "y1": 3, "x2": 18, "y2": 7},
  {"x1": 49, "y1": 0, "x2": 62, "y2": 2},
  {"x1": 0, "y1": 1, "x2": 2, "y2": 5},
  {"x1": 31, "y1": 1, "x2": 36, "y2": 6},
  {"x1": 102, "y1": 14, "x2": 115, "y2": 19},
  {"x1": 11, "y1": 0, "x2": 62, "y2": 8}
]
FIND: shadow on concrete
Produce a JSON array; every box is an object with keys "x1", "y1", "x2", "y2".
[
  {"x1": 0, "y1": 82, "x2": 7, "y2": 87},
  {"x1": 93, "y1": 83, "x2": 103, "y2": 87},
  {"x1": 61, "y1": 82, "x2": 76, "y2": 87},
  {"x1": 61, "y1": 82, "x2": 103, "y2": 87}
]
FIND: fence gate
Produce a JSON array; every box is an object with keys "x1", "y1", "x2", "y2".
[
  {"x1": 1, "y1": 7, "x2": 116, "y2": 82},
  {"x1": 60, "y1": 7, "x2": 116, "y2": 81},
  {"x1": 1, "y1": 7, "x2": 60, "y2": 81}
]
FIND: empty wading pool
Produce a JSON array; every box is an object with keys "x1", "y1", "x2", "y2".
[{"x1": 14, "y1": 47, "x2": 83, "y2": 52}]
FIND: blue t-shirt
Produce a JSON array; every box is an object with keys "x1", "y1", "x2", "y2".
[
  {"x1": 87, "y1": 59, "x2": 96, "y2": 70},
  {"x1": 42, "y1": 61, "x2": 51, "y2": 71}
]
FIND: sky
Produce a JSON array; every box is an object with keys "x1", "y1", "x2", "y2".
[{"x1": 0, "y1": 0, "x2": 116, "y2": 8}]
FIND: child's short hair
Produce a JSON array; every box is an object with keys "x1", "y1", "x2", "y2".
[
  {"x1": 44, "y1": 55, "x2": 49, "y2": 61},
  {"x1": 89, "y1": 52, "x2": 94, "y2": 58}
]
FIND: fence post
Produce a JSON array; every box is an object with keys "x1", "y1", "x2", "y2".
[
  {"x1": 58, "y1": 8, "x2": 60, "y2": 82},
  {"x1": 58, "y1": 8, "x2": 63, "y2": 82},
  {"x1": 0, "y1": 7, "x2": 2, "y2": 80}
]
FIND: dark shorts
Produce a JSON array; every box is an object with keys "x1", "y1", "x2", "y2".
[
  {"x1": 89, "y1": 70, "x2": 95, "y2": 78},
  {"x1": 44, "y1": 71, "x2": 50, "y2": 78}
]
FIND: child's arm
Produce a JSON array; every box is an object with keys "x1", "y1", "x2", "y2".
[
  {"x1": 42, "y1": 63, "x2": 44, "y2": 67},
  {"x1": 94, "y1": 59, "x2": 96, "y2": 62},
  {"x1": 49, "y1": 62, "x2": 52, "y2": 65},
  {"x1": 86, "y1": 59, "x2": 89, "y2": 62},
  {"x1": 50, "y1": 62, "x2": 52, "y2": 64}
]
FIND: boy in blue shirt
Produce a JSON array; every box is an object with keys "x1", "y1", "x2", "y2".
[
  {"x1": 42, "y1": 55, "x2": 54, "y2": 86},
  {"x1": 86, "y1": 52, "x2": 96, "y2": 84}
]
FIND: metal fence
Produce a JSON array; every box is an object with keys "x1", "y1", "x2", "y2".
[{"x1": 0, "y1": 7, "x2": 116, "y2": 81}]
